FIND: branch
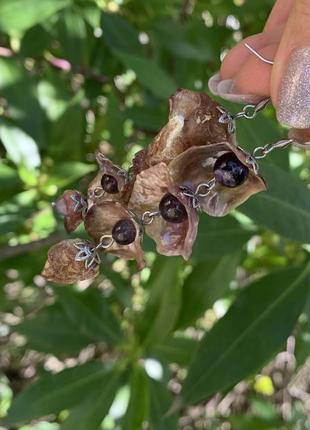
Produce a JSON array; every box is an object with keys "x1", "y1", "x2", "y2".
[{"x1": 0, "y1": 233, "x2": 65, "y2": 261}]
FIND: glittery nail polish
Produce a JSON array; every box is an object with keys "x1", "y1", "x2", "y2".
[
  {"x1": 277, "y1": 47, "x2": 310, "y2": 129},
  {"x1": 208, "y1": 73, "x2": 264, "y2": 104}
]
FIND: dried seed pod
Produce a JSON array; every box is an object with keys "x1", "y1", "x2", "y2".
[
  {"x1": 146, "y1": 88, "x2": 235, "y2": 166},
  {"x1": 84, "y1": 201, "x2": 145, "y2": 270},
  {"x1": 87, "y1": 154, "x2": 132, "y2": 205},
  {"x1": 169, "y1": 142, "x2": 266, "y2": 217},
  {"x1": 288, "y1": 128, "x2": 310, "y2": 149},
  {"x1": 129, "y1": 162, "x2": 198, "y2": 260},
  {"x1": 54, "y1": 190, "x2": 86, "y2": 233},
  {"x1": 42, "y1": 239, "x2": 99, "y2": 284}
]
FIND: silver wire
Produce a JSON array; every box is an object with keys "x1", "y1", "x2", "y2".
[{"x1": 244, "y1": 43, "x2": 274, "y2": 65}]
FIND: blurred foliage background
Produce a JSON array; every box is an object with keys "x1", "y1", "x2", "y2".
[{"x1": 0, "y1": 0, "x2": 310, "y2": 429}]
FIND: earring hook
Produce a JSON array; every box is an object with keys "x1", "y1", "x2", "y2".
[{"x1": 244, "y1": 43, "x2": 274, "y2": 65}]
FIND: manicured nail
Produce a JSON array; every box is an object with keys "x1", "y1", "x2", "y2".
[
  {"x1": 208, "y1": 73, "x2": 264, "y2": 104},
  {"x1": 277, "y1": 47, "x2": 310, "y2": 129},
  {"x1": 208, "y1": 72, "x2": 221, "y2": 95}
]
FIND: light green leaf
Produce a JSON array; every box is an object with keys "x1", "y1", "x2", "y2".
[
  {"x1": 116, "y1": 52, "x2": 176, "y2": 99},
  {"x1": 0, "y1": 120, "x2": 41, "y2": 169},
  {"x1": 3, "y1": 362, "x2": 111, "y2": 425},
  {"x1": 0, "y1": 0, "x2": 71, "y2": 33},
  {"x1": 180, "y1": 264, "x2": 310, "y2": 406}
]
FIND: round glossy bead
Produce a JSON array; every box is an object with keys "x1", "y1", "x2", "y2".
[
  {"x1": 213, "y1": 152, "x2": 249, "y2": 188},
  {"x1": 101, "y1": 174, "x2": 119, "y2": 194},
  {"x1": 159, "y1": 193, "x2": 188, "y2": 224},
  {"x1": 112, "y1": 218, "x2": 136, "y2": 245}
]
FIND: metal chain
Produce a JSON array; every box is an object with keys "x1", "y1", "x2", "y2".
[
  {"x1": 217, "y1": 98, "x2": 270, "y2": 134},
  {"x1": 141, "y1": 210, "x2": 160, "y2": 225},
  {"x1": 241, "y1": 138, "x2": 294, "y2": 175},
  {"x1": 234, "y1": 97, "x2": 271, "y2": 120},
  {"x1": 95, "y1": 235, "x2": 114, "y2": 250},
  {"x1": 180, "y1": 178, "x2": 216, "y2": 209}
]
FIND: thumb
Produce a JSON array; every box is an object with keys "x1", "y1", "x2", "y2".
[{"x1": 272, "y1": 0, "x2": 310, "y2": 128}]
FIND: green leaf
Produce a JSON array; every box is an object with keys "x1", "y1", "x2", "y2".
[
  {"x1": 149, "y1": 380, "x2": 178, "y2": 430},
  {"x1": 45, "y1": 161, "x2": 96, "y2": 188},
  {"x1": 149, "y1": 336, "x2": 198, "y2": 367},
  {"x1": 139, "y1": 257, "x2": 183, "y2": 346},
  {"x1": 0, "y1": 58, "x2": 45, "y2": 145},
  {"x1": 57, "y1": 288, "x2": 123, "y2": 345},
  {"x1": 3, "y1": 362, "x2": 111, "y2": 425},
  {"x1": 240, "y1": 163, "x2": 310, "y2": 244},
  {"x1": 116, "y1": 52, "x2": 176, "y2": 99},
  {"x1": 123, "y1": 366, "x2": 149, "y2": 430},
  {"x1": 17, "y1": 302, "x2": 96, "y2": 355},
  {"x1": 101, "y1": 12, "x2": 143, "y2": 56},
  {"x1": 17, "y1": 288, "x2": 123, "y2": 355},
  {"x1": 60, "y1": 368, "x2": 121, "y2": 430},
  {"x1": 177, "y1": 252, "x2": 241, "y2": 328},
  {"x1": 56, "y1": 8, "x2": 88, "y2": 66},
  {"x1": 180, "y1": 264, "x2": 310, "y2": 406},
  {"x1": 0, "y1": 120, "x2": 41, "y2": 169},
  {"x1": 0, "y1": 164, "x2": 21, "y2": 201},
  {"x1": 0, "y1": 0, "x2": 71, "y2": 33},
  {"x1": 192, "y1": 216, "x2": 253, "y2": 261}
]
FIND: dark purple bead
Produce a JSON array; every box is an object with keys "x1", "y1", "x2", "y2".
[
  {"x1": 213, "y1": 152, "x2": 249, "y2": 188},
  {"x1": 101, "y1": 174, "x2": 119, "y2": 194},
  {"x1": 159, "y1": 193, "x2": 188, "y2": 223},
  {"x1": 112, "y1": 218, "x2": 136, "y2": 245}
]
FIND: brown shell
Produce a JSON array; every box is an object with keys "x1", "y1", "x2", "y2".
[
  {"x1": 169, "y1": 142, "x2": 266, "y2": 217},
  {"x1": 288, "y1": 128, "x2": 310, "y2": 149},
  {"x1": 146, "y1": 89, "x2": 235, "y2": 165},
  {"x1": 128, "y1": 163, "x2": 198, "y2": 260},
  {"x1": 84, "y1": 201, "x2": 145, "y2": 270},
  {"x1": 54, "y1": 190, "x2": 85, "y2": 233},
  {"x1": 87, "y1": 154, "x2": 130, "y2": 205},
  {"x1": 42, "y1": 239, "x2": 99, "y2": 284}
]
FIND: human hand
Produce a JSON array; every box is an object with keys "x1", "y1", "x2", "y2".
[{"x1": 208, "y1": 0, "x2": 310, "y2": 130}]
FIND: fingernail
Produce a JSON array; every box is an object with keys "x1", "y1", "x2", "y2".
[
  {"x1": 277, "y1": 47, "x2": 310, "y2": 128},
  {"x1": 208, "y1": 72, "x2": 221, "y2": 95},
  {"x1": 208, "y1": 73, "x2": 264, "y2": 104}
]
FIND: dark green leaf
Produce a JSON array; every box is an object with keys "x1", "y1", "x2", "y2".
[
  {"x1": 241, "y1": 163, "x2": 310, "y2": 244},
  {"x1": 4, "y1": 362, "x2": 111, "y2": 425},
  {"x1": 123, "y1": 366, "x2": 149, "y2": 430},
  {"x1": 177, "y1": 252, "x2": 241, "y2": 328},
  {"x1": 116, "y1": 52, "x2": 176, "y2": 99},
  {"x1": 101, "y1": 12, "x2": 143, "y2": 56},
  {"x1": 139, "y1": 257, "x2": 183, "y2": 346},
  {"x1": 149, "y1": 336, "x2": 198, "y2": 367},
  {"x1": 60, "y1": 368, "x2": 121, "y2": 430},
  {"x1": 192, "y1": 216, "x2": 253, "y2": 261},
  {"x1": 149, "y1": 380, "x2": 178, "y2": 430},
  {"x1": 17, "y1": 288, "x2": 123, "y2": 355},
  {"x1": 180, "y1": 264, "x2": 310, "y2": 405}
]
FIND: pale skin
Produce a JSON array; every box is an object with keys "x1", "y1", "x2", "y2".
[{"x1": 220, "y1": 0, "x2": 309, "y2": 109}]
